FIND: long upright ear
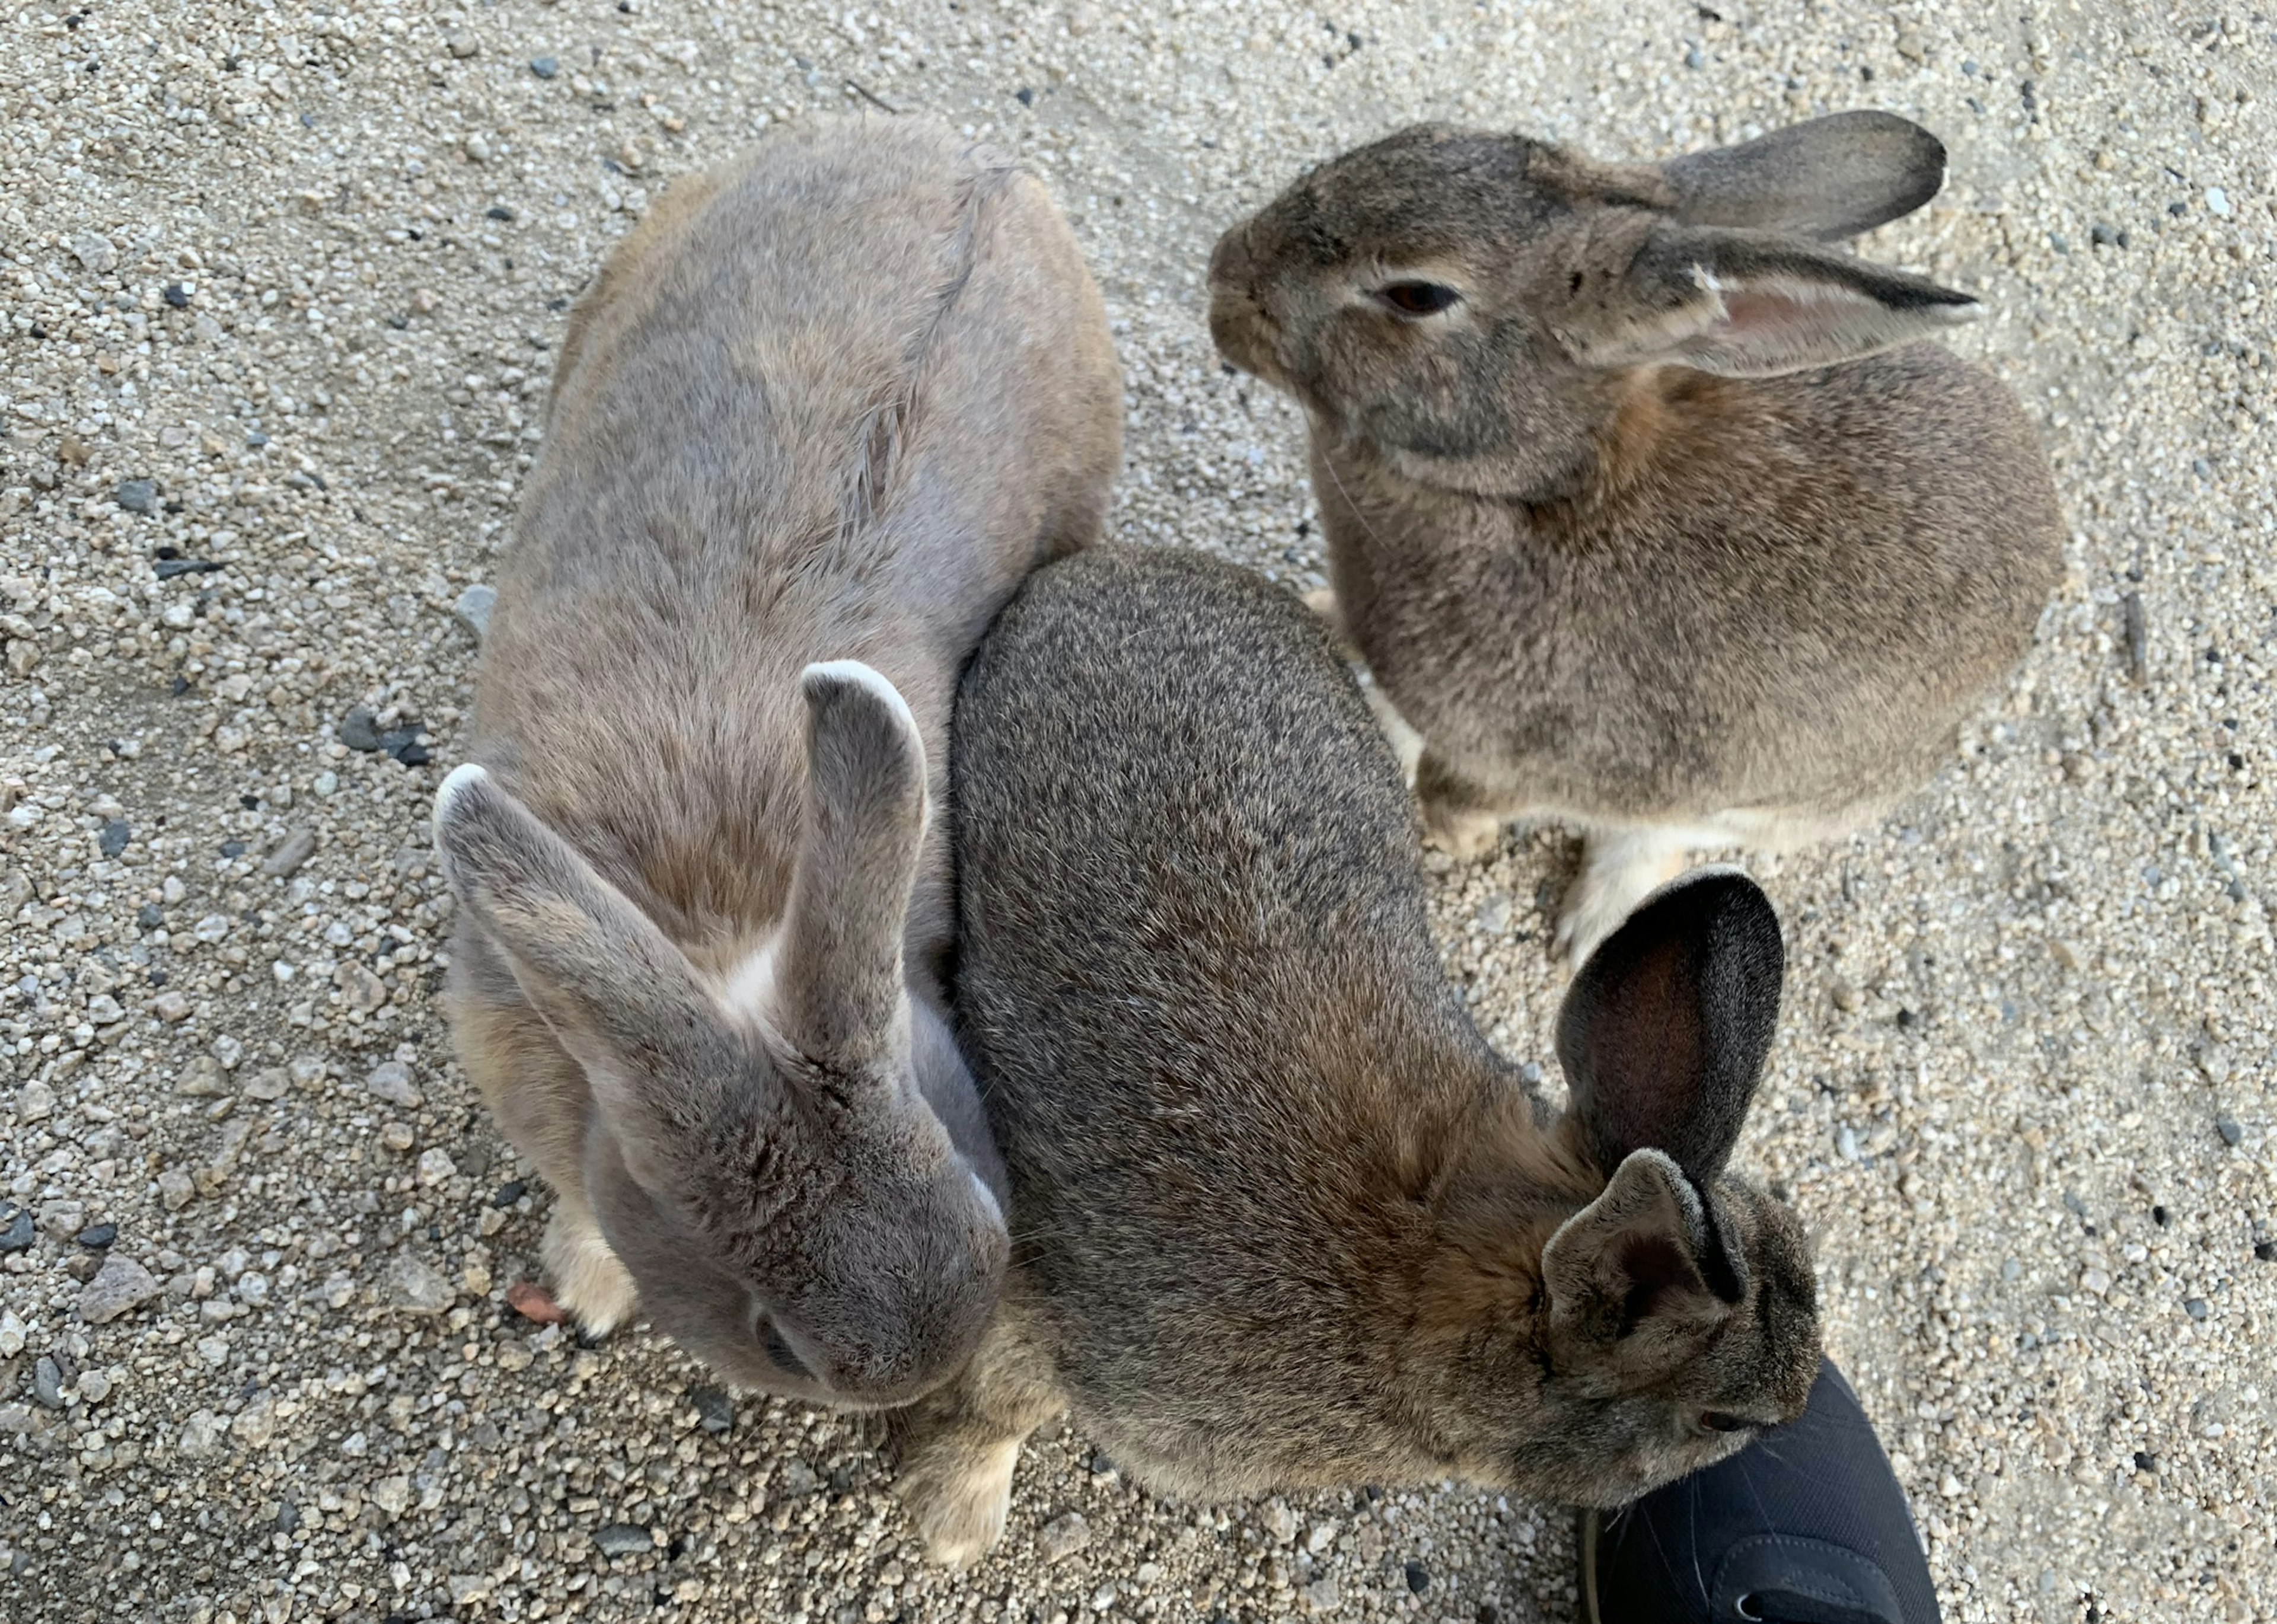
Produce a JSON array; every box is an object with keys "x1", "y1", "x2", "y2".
[
  {"x1": 1541, "y1": 1148, "x2": 1739, "y2": 1363},
  {"x1": 1555, "y1": 867, "x2": 1784, "y2": 1185},
  {"x1": 1557, "y1": 221, "x2": 1978, "y2": 378},
  {"x1": 1661, "y1": 111, "x2": 1948, "y2": 241},
  {"x1": 432, "y1": 764, "x2": 738, "y2": 1176},
  {"x1": 776, "y1": 661, "x2": 929, "y2": 1071}
]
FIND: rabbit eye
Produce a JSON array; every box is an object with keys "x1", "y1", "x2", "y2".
[
  {"x1": 754, "y1": 1314, "x2": 815, "y2": 1383},
  {"x1": 1378, "y1": 280, "x2": 1462, "y2": 316},
  {"x1": 1699, "y1": 1411, "x2": 1753, "y2": 1434}
]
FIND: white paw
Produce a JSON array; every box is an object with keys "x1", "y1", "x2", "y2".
[
  {"x1": 899, "y1": 1437, "x2": 1020, "y2": 1571},
  {"x1": 1555, "y1": 886, "x2": 1638, "y2": 976},
  {"x1": 541, "y1": 1208, "x2": 639, "y2": 1337},
  {"x1": 1300, "y1": 585, "x2": 1340, "y2": 625},
  {"x1": 1557, "y1": 835, "x2": 1689, "y2": 973},
  {"x1": 1424, "y1": 803, "x2": 1503, "y2": 862},
  {"x1": 1360, "y1": 680, "x2": 1425, "y2": 789}
]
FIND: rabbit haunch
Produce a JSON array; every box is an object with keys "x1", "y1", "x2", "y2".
[
  {"x1": 892, "y1": 548, "x2": 1819, "y2": 1568},
  {"x1": 430, "y1": 118, "x2": 1120, "y2": 1409},
  {"x1": 1208, "y1": 112, "x2": 2064, "y2": 968}
]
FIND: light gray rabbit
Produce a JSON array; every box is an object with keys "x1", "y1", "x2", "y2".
[
  {"x1": 1209, "y1": 112, "x2": 2064, "y2": 966},
  {"x1": 430, "y1": 117, "x2": 1121, "y2": 1407},
  {"x1": 894, "y1": 547, "x2": 1819, "y2": 1565}
]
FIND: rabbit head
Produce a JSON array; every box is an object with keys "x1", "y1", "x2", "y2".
[
  {"x1": 435, "y1": 661, "x2": 1008, "y2": 1408},
  {"x1": 1436, "y1": 868, "x2": 1819, "y2": 1506},
  {"x1": 1210, "y1": 111, "x2": 1976, "y2": 499}
]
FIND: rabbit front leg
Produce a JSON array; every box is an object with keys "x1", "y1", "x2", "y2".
[
  {"x1": 1415, "y1": 746, "x2": 1507, "y2": 859},
  {"x1": 893, "y1": 1319, "x2": 1065, "y2": 1569},
  {"x1": 451, "y1": 984, "x2": 639, "y2": 1336}
]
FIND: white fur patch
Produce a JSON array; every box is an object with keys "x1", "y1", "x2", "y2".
[
  {"x1": 715, "y1": 929, "x2": 784, "y2": 1025},
  {"x1": 433, "y1": 761, "x2": 492, "y2": 831},
  {"x1": 968, "y1": 1168, "x2": 1004, "y2": 1229},
  {"x1": 802, "y1": 659, "x2": 917, "y2": 737}
]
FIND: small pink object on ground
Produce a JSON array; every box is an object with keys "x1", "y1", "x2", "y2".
[{"x1": 508, "y1": 1280, "x2": 567, "y2": 1325}]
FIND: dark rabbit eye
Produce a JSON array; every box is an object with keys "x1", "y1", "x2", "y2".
[
  {"x1": 1378, "y1": 280, "x2": 1462, "y2": 316},
  {"x1": 1699, "y1": 1411, "x2": 1753, "y2": 1434},
  {"x1": 757, "y1": 1316, "x2": 815, "y2": 1383}
]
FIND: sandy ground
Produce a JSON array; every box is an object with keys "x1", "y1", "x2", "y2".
[{"x1": 2, "y1": 1, "x2": 2273, "y2": 1621}]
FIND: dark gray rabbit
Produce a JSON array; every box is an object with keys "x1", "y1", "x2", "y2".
[
  {"x1": 1209, "y1": 112, "x2": 2064, "y2": 966},
  {"x1": 431, "y1": 117, "x2": 1120, "y2": 1408},
  {"x1": 894, "y1": 547, "x2": 1819, "y2": 1565}
]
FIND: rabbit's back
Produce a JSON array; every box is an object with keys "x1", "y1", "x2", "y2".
[
  {"x1": 953, "y1": 548, "x2": 1513, "y2": 1492},
  {"x1": 473, "y1": 119, "x2": 1117, "y2": 948},
  {"x1": 1328, "y1": 343, "x2": 2063, "y2": 820}
]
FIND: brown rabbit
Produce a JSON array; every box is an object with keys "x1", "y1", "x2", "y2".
[
  {"x1": 432, "y1": 117, "x2": 1120, "y2": 1408},
  {"x1": 1208, "y1": 112, "x2": 2064, "y2": 966},
  {"x1": 894, "y1": 547, "x2": 1819, "y2": 1566}
]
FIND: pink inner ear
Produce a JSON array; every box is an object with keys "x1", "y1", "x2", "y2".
[{"x1": 1717, "y1": 287, "x2": 1805, "y2": 337}]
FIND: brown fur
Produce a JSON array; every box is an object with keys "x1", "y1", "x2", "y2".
[
  {"x1": 436, "y1": 117, "x2": 1120, "y2": 1407},
  {"x1": 894, "y1": 548, "x2": 1819, "y2": 1566},
  {"x1": 1207, "y1": 113, "x2": 2064, "y2": 965}
]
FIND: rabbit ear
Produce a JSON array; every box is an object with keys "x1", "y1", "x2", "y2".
[
  {"x1": 432, "y1": 764, "x2": 737, "y2": 1180},
  {"x1": 1558, "y1": 221, "x2": 1979, "y2": 379},
  {"x1": 774, "y1": 661, "x2": 929, "y2": 1071},
  {"x1": 1660, "y1": 111, "x2": 1948, "y2": 241},
  {"x1": 1554, "y1": 867, "x2": 1784, "y2": 1185},
  {"x1": 1541, "y1": 1147, "x2": 1746, "y2": 1357}
]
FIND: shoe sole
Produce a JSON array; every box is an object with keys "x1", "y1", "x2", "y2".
[{"x1": 1576, "y1": 1507, "x2": 1603, "y2": 1624}]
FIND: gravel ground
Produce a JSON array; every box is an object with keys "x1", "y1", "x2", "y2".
[{"x1": 2, "y1": 2, "x2": 2272, "y2": 1621}]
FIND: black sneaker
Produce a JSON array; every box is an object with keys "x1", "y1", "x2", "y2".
[{"x1": 1578, "y1": 1357, "x2": 1941, "y2": 1623}]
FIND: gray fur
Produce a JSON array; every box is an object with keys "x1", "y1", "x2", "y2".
[
  {"x1": 1207, "y1": 114, "x2": 2064, "y2": 963},
  {"x1": 435, "y1": 117, "x2": 1121, "y2": 1408},
  {"x1": 894, "y1": 548, "x2": 1819, "y2": 1565}
]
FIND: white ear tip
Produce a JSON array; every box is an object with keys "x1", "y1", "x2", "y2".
[
  {"x1": 801, "y1": 659, "x2": 917, "y2": 735},
  {"x1": 1930, "y1": 298, "x2": 1983, "y2": 324},
  {"x1": 434, "y1": 762, "x2": 491, "y2": 829}
]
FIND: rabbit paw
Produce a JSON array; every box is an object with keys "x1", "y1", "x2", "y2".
[
  {"x1": 1300, "y1": 584, "x2": 1341, "y2": 626},
  {"x1": 540, "y1": 1208, "x2": 639, "y2": 1339},
  {"x1": 1423, "y1": 802, "x2": 1503, "y2": 862},
  {"x1": 1555, "y1": 832, "x2": 1689, "y2": 973},
  {"x1": 898, "y1": 1436, "x2": 1020, "y2": 1571}
]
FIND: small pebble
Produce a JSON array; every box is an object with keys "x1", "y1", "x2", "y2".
[
  {"x1": 2184, "y1": 1298, "x2": 2209, "y2": 1321},
  {"x1": 2214, "y1": 1115, "x2": 2243, "y2": 1148},
  {"x1": 97, "y1": 819, "x2": 131, "y2": 857},
  {"x1": 454, "y1": 583, "x2": 498, "y2": 640},
  {"x1": 530, "y1": 55, "x2": 560, "y2": 78},
  {"x1": 690, "y1": 1387, "x2": 735, "y2": 1435},
  {"x1": 384, "y1": 1251, "x2": 456, "y2": 1314},
  {"x1": 491, "y1": 1179, "x2": 528, "y2": 1208},
  {"x1": 33, "y1": 1356, "x2": 65, "y2": 1410},
  {"x1": 113, "y1": 478, "x2": 158, "y2": 513},
  {"x1": 74, "y1": 1223, "x2": 117, "y2": 1249},
  {"x1": 0, "y1": 1208, "x2": 33, "y2": 1253},
  {"x1": 261, "y1": 828, "x2": 318, "y2": 877},
  {"x1": 1038, "y1": 1510, "x2": 1092, "y2": 1562},
  {"x1": 1405, "y1": 1559, "x2": 1432, "y2": 1594},
  {"x1": 365, "y1": 1060, "x2": 424, "y2": 1108},
  {"x1": 76, "y1": 1255, "x2": 162, "y2": 1323},
  {"x1": 592, "y1": 1523, "x2": 654, "y2": 1559},
  {"x1": 339, "y1": 706, "x2": 383, "y2": 752}
]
